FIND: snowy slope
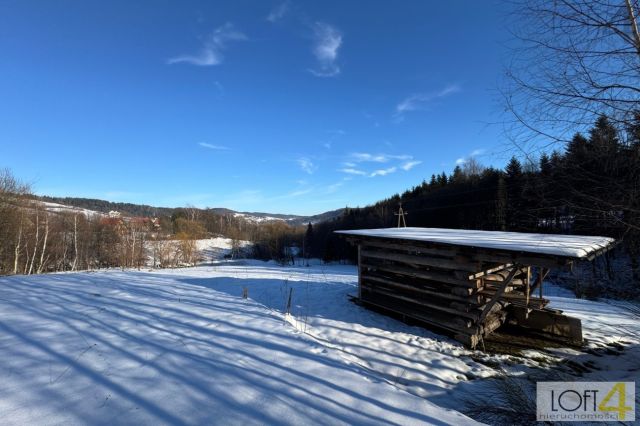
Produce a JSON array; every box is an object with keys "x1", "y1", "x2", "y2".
[
  {"x1": 1, "y1": 262, "x2": 637, "y2": 425},
  {"x1": 0, "y1": 266, "x2": 477, "y2": 425},
  {"x1": 39, "y1": 201, "x2": 104, "y2": 218}
]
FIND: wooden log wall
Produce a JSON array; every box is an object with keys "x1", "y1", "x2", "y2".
[{"x1": 356, "y1": 241, "x2": 550, "y2": 348}]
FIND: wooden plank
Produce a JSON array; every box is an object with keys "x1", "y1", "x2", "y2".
[
  {"x1": 363, "y1": 269, "x2": 473, "y2": 295},
  {"x1": 362, "y1": 284, "x2": 481, "y2": 320},
  {"x1": 508, "y1": 306, "x2": 583, "y2": 346},
  {"x1": 360, "y1": 248, "x2": 477, "y2": 272},
  {"x1": 529, "y1": 267, "x2": 550, "y2": 294},
  {"x1": 362, "y1": 275, "x2": 484, "y2": 304},
  {"x1": 359, "y1": 295, "x2": 478, "y2": 333},
  {"x1": 468, "y1": 263, "x2": 513, "y2": 279},
  {"x1": 357, "y1": 245, "x2": 362, "y2": 299},
  {"x1": 478, "y1": 265, "x2": 520, "y2": 323},
  {"x1": 346, "y1": 235, "x2": 573, "y2": 268},
  {"x1": 361, "y1": 262, "x2": 481, "y2": 288}
]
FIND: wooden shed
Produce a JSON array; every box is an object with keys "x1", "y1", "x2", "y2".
[{"x1": 336, "y1": 227, "x2": 616, "y2": 348}]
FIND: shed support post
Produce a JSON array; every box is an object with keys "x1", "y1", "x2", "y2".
[
  {"x1": 478, "y1": 264, "x2": 520, "y2": 324},
  {"x1": 530, "y1": 267, "x2": 549, "y2": 296},
  {"x1": 357, "y1": 245, "x2": 362, "y2": 300}
]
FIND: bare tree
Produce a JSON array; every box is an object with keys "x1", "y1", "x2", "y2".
[{"x1": 504, "y1": 0, "x2": 640, "y2": 150}]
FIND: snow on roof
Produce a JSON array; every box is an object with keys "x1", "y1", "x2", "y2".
[{"x1": 335, "y1": 227, "x2": 616, "y2": 259}]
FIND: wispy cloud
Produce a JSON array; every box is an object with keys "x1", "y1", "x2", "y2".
[
  {"x1": 401, "y1": 160, "x2": 422, "y2": 171},
  {"x1": 309, "y1": 23, "x2": 342, "y2": 77},
  {"x1": 266, "y1": 2, "x2": 290, "y2": 22},
  {"x1": 370, "y1": 167, "x2": 397, "y2": 177},
  {"x1": 394, "y1": 84, "x2": 461, "y2": 120},
  {"x1": 297, "y1": 157, "x2": 317, "y2": 174},
  {"x1": 199, "y1": 142, "x2": 230, "y2": 150},
  {"x1": 326, "y1": 182, "x2": 343, "y2": 193},
  {"x1": 455, "y1": 148, "x2": 485, "y2": 165},
  {"x1": 349, "y1": 152, "x2": 412, "y2": 163},
  {"x1": 339, "y1": 168, "x2": 367, "y2": 176},
  {"x1": 338, "y1": 152, "x2": 419, "y2": 178},
  {"x1": 168, "y1": 23, "x2": 247, "y2": 66}
]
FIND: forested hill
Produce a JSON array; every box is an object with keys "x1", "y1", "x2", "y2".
[
  {"x1": 36, "y1": 196, "x2": 175, "y2": 218},
  {"x1": 35, "y1": 195, "x2": 343, "y2": 225},
  {"x1": 309, "y1": 115, "x2": 640, "y2": 277}
]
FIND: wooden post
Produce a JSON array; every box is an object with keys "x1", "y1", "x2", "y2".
[
  {"x1": 478, "y1": 265, "x2": 520, "y2": 323},
  {"x1": 285, "y1": 288, "x2": 293, "y2": 315},
  {"x1": 357, "y1": 245, "x2": 362, "y2": 300},
  {"x1": 524, "y1": 266, "x2": 531, "y2": 318}
]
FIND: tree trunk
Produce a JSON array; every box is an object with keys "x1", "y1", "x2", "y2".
[
  {"x1": 72, "y1": 214, "x2": 78, "y2": 271},
  {"x1": 28, "y1": 208, "x2": 39, "y2": 275},
  {"x1": 13, "y1": 215, "x2": 22, "y2": 274},
  {"x1": 36, "y1": 214, "x2": 49, "y2": 274}
]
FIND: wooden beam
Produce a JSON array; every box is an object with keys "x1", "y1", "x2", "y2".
[
  {"x1": 360, "y1": 248, "x2": 477, "y2": 272},
  {"x1": 478, "y1": 265, "x2": 520, "y2": 323},
  {"x1": 357, "y1": 245, "x2": 362, "y2": 300},
  {"x1": 468, "y1": 263, "x2": 514, "y2": 279},
  {"x1": 529, "y1": 267, "x2": 550, "y2": 294},
  {"x1": 361, "y1": 262, "x2": 481, "y2": 288},
  {"x1": 508, "y1": 306, "x2": 583, "y2": 346},
  {"x1": 361, "y1": 284, "x2": 481, "y2": 320},
  {"x1": 346, "y1": 235, "x2": 574, "y2": 269},
  {"x1": 362, "y1": 275, "x2": 484, "y2": 304}
]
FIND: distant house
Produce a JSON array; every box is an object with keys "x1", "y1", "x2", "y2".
[{"x1": 109, "y1": 210, "x2": 121, "y2": 218}]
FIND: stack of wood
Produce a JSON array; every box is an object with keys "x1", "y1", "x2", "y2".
[
  {"x1": 356, "y1": 241, "x2": 548, "y2": 348},
  {"x1": 337, "y1": 227, "x2": 617, "y2": 348}
]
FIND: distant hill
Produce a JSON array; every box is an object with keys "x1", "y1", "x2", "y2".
[{"x1": 36, "y1": 195, "x2": 343, "y2": 225}]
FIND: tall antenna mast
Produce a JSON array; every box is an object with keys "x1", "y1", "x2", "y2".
[{"x1": 394, "y1": 202, "x2": 408, "y2": 228}]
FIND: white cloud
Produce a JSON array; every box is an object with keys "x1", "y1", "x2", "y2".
[
  {"x1": 401, "y1": 160, "x2": 422, "y2": 171},
  {"x1": 168, "y1": 23, "x2": 247, "y2": 66},
  {"x1": 199, "y1": 142, "x2": 230, "y2": 150},
  {"x1": 349, "y1": 152, "x2": 412, "y2": 163},
  {"x1": 309, "y1": 23, "x2": 342, "y2": 77},
  {"x1": 340, "y1": 152, "x2": 419, "y2": 178},
  {"x1": 267, "y1": 2, "x2": 290, "y2": 22},
  {"x1": 326, "y1": 182, "x2": 343, "y2": 193},
  {"x1": 455, "y1": 148, "x2": 485, "y2": 166},
  {"x1": 297, "y1": 157, "x2": 317, "y2": 174},
  {"x1": 370, "y1": 167, "x2": 397, "y2": 177},
  {"x1": 394, "y1": 84, "x2": 461, "y2": 119},
  {"x1": 339, "y1": 168, "x2": 367, "y2": 176}
]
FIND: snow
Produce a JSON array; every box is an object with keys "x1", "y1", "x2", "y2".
[
  {"x1": 39, "y1": 201, "x2": 103, "y2": 218},
  {"x1": 233, "y1": 213, "x2": 293, "y2": 224},
  {"x1": 1, "y1": 239, "x2": 637, "y2": 424},
  {"x1": 195, "y1": 237, "x2": 252, "y2": 261},
  {"x1": 0, "y1": 263, "x2": 478, "y2": 425},
  {"x1": 336, "y1": 227, "x2": 616, "y2": 259}
]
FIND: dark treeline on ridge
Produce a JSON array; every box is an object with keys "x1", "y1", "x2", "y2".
[{"x1": 306, "y1": 115, "x2": 640, "y2": 294}]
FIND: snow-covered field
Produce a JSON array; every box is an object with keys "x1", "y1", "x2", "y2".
[{"x1": 0, "y1": 260, "x2": 638, "y2": 425}]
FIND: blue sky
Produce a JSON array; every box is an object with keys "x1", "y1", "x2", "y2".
[{"x1": 1, "y1": 1, "x2": 513, "y2": 215}]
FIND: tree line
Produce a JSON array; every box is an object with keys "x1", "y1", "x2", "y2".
[
  {"x1": 304, "y1": 115, "x2": 640, "y2": 290},
  {"x1": 0, "y1": 175, "x2": 303, "y2": 274}
]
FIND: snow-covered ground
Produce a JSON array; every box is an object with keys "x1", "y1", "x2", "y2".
[
  {"x1": 0, "y1": 259, "x2": 638, "y2": 425},
  {"x1": 195, "y1": 237, "x2": 251, "y2": 261},
  {"x1": 40, "y1": 201, "x2": 104, "y2": 218},
  {"x1": 0, "y1": 263, "x2": 476, "y2": 425}
]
